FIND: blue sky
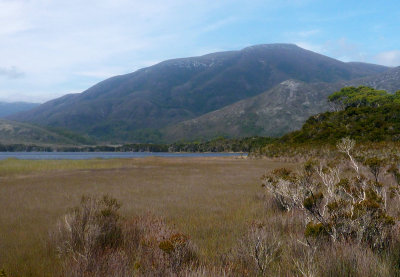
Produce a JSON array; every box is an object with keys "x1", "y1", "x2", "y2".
[{"x1": 0, "y1": 0, "x2": 399, "y2": 102}]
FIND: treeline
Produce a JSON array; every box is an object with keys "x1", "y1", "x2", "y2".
[
  {"x1": 167, "y1": 136, "x2": 275, "y2": 152},
  {"x1": 283, "y1": 104, "x2": 400, "y2": 144},
  {"x1": 282, "y1": 86, "x2": 400, "y2": 144},
  {"x1": 0, "y1": 136, "x2": 274, "y2": 153}
]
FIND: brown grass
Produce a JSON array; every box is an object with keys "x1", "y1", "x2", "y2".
[{"x1": 0, "y1": 156, "x2": 295, "y2": 276}]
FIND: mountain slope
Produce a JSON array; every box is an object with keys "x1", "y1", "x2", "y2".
[
  {"x1": 0, "y1": 102, "x2": 40, "y2": 118},
  {"x1": 164, "y1": 67, "x2": 400, "y2": 141},
  {"x1": 162, "y1": 80, "x2": 340, "y2": 141},
  {"x1": 0, "y1": 119, "x2": 93, "y2": 145},
  {"x1": 10, "y1": 43, "x2": 389, "y2": 142},
  {"x1": 347, "y1": 66, "x2": 400, "y2": 92}
]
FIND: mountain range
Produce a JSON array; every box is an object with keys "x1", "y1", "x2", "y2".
[
  {"x1": 9, "y1": 43, "x2": 399, "y2": 144},
  {"x1": 0, "y1": 102, "x2": 40, "y2": 118}
]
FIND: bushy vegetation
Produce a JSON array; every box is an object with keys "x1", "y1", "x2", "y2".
[
  {"x1": 282, "y1": 86, "x2": 400, "y2": 144},
  {"x1": 167, "y1": 136, "x2": 275, "y2": 153},
  {"x1": 51, "y1": 195, "x2": 198, "y2": 276},
  {"x1": 328, "y1": 86, "x2": 400, "y2": 109},
  {"x1": 259, "y1": 137, "x2": 400, "y2": 275},
  {"x1": 283, "y1": 104, "x2": 400, "y2": 143},
  {"x1": 264, "y1": 138, "x2": 394, "y2": 246}
]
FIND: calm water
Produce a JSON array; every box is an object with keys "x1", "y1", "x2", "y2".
[{"x1": 0, "y1": 152, "x2": 246, "y2": 160}]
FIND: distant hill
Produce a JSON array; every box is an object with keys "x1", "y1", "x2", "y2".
[
  {"x1": 0, "y1": 102, "x2": 39, "y2": 118},
  {"x1": 0, "y1": 119, "x2": 94, "y2": 146},
  {"x1": 9, "y1": 43, "x2": 389, "y2": 143}
]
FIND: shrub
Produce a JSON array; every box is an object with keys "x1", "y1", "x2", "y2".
[
  {"x1": 232, "y1": 222, "x2": 282, "y2": 276},
  {"x1": 52, "y1": 195, "x2": 129, "y2": 277},
  {"x1": 52, "y1": 196, "x2": 198, "y2": 276},
  {"x1": 364, "y1": 157, "x2": 386, "y2": 183},
  {"x1": 124, "y1": 215, "x2": 198, "y2": 276},
  {"x1": 262, "y1": 138, "x2": 396, "y2": 249}
]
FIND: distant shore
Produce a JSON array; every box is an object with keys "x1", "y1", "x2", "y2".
[{"x1": 0, "y1": 151, "x2": 247, "y2": 160}]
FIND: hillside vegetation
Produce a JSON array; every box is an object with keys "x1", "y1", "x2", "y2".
[{"x1": 283, "y1": 86, "x2": 400, "y2": 143}]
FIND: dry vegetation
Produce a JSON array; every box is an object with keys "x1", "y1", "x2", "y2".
[
  {"x1": 2, "y1": 144, "x2": 400, "y2": 276},
  {"x1": 0, "y1": 156, "x2": 293, "y2": 276}
]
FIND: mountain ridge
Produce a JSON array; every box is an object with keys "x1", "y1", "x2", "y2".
[{"x1": 9, "y1": 43, "x2": 391, "y2": 143}]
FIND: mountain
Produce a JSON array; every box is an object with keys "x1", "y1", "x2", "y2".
[
  {"x1": 10, "y1": 43, "x2": 389, "y2": 143},
  {"x1": 0, "y1": 102, "x2": 40, "y2": 118},
  {"x1": 347, "y1": 66, "x2": 400, "y2": 93},
  {"x1": 162, "y1": 80, "x2": 341, "y2": 141},
  {"x1": 0, "y1": 119, "x2": 93, "y2": 145},
  {"x1": 165, "y1": 67, "x2": 400, "y2": 141}
]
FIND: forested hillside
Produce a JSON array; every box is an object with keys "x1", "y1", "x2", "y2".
[{"x1": 283, "y1": 86, "x2": 400, "y2": 143}]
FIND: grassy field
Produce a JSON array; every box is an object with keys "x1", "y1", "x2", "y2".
[{"x1": 0, "y1": 156, "x2": 294, "y2": 276}]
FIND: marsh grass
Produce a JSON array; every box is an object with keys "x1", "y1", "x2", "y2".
[
  {"x1": 0, "y1": 158, "x2": 136, "y2": 176},
  {"x1": 0, "y1": 157, "x2": 293, "y2": 276}
]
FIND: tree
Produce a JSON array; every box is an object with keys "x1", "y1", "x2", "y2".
[{"x1": 328, "y1": 86, "x2": 392, "y2": 110}]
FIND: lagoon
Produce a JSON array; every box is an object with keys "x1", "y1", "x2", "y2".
[{"x1": 0, "y1": 152, "x2": 246, "y2": 160}]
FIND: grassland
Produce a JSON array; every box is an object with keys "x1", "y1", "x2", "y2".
[{"x1": 0, "y1": 156, "x2": 294, "y2": 276}]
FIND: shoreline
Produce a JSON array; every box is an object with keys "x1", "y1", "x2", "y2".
[{"x1": 0, "y1": 151, "x2": 248, "y2": 160}]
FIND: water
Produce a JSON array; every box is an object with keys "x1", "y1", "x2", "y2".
[{"x1": 0, "y1": 152, "x2": 247, "y2": 160}]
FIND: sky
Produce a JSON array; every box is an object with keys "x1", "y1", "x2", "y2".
[{"x1": 0, "y1": 0, "x2": 399, "y2": 103}]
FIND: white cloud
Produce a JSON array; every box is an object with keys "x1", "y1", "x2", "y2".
[
  {"x1": 0, "y1": 66, "x2": 25, "y2": 79},
  {"x1": 375, "y1": 50, "x2": 400, "y2": 67}
]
